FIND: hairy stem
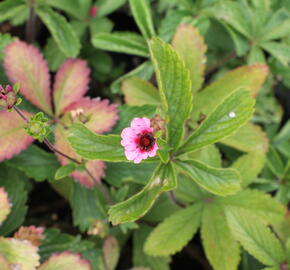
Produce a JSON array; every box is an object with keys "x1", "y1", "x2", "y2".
[{"x1": 13, "y1": 106, "x2": 113, "y2": 204}]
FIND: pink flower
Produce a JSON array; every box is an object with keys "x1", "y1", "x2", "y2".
[{"x1": 121, "y1": 117, "x2": 158, "y2": 164}]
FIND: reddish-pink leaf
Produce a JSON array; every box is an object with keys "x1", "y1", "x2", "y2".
[
  {"x1": 4, "y1": 40, "x2": 52, "y2": 115},
  {"x1": 0, "y1": 110, "x2": 33, "y2": 162},
  {"x1": 39, "y1": 251, "x2": 91, "y2": 270},
  {"x1": 64, "y1": 97, "x2": 119, "y2": 133},
  {"x1": 53, "y1": 59, "x2": 90, "y2": 116},
  {"x1": 54, "y1": 125, "x2": 105, "y2": 188}
]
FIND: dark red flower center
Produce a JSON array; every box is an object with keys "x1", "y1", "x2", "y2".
[{"x1": 137, "y1": 132, "x2": 155, "y2": 151}]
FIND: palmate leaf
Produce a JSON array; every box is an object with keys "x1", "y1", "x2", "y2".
[
  {"x1": 175, "y1": 160, "x2": 241, "y2": 196},
  {"x1": 39, "y1": 251, "x2": 91, "y2": 270},
  {"x1": 92, "y1": 32, "x2": 149, "y2": 57},
  {"x1": 172, "y1": 24, "x2": 207, "y2": 92},
  {"x1": 36, "y1": 6, "x2": 80, "y2": 58},
  {"x1": 225, "y1": 207, "x2": 286, "y2": 267},
  {"x1": 4, "y1": 40, "x2": 52, "y2": 115},
  {"x1": 129, "y1": 0, "x2": 156, "y2": 39},
  {"x1": 201, "y1": 204, "x2": 240, "y2": 270},
  {"x1": 144, "y1": 202, "x2": 202, "y2": 256},
  {"x1": 149, "y1": 37, "x2": 192, "y2": 150},
  {"x1": 177, "y1": 90, "x2": 255, "y2": 155},
  {"x1": 53, "y1": 59, "x2": 90, "y2": 116},
  {"x1": 108, "y1": 163, "x2": 176, "y2": 225}
]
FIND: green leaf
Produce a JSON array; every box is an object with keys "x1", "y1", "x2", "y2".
[
  {"x1": 55, "y1": 163, "x2": 76, "y2": 180},
  {"x1": 122, "y1": 77, "x2": 160, "y2": 106},
  {"x1": 201, "y1": 204, "x2": 240, "y2": 270},
  {"x1": 70, "y1": 182, "x2": 106, "y2": 232},
  {"x1": 92, "y1": 32, "x2": 148, "y2": 57},
  {"x1": 0, "y1": 187, "x2": 10, "y2": 225},
  {"x1": 144, "y1": 202, "x2": 202, "y2": 256},
  {"x1": 247, "y1": 45, "x2": 266, "y2": 64},
  {"x1": 129, "y1": 0, "x2": 156, "y2": 39},
  {"x1": 266, "y1": 146, "x2": 285, "y2": 179},
  {"x1": 222, "y1": 123, "x2": 269, "y2": 153},
  {"x1": 89, "y1": 17, "x2": 113, "y2": 36},
  {"x1": 44, "y1": 38, "x2": 66, "y2": 72},
  {"x1": 262, "y1": 9, "x2": 290, "y2": 41},
  {"x1": 96, "y1": 0, "x2": 127, "y2": 17},
  {"x1": 225, "y1": 207, "x2": 286, "y2": 266},
  {"x1": 46, "y1": 0, "x2": 90, "y2": 19},
  {"x1": 36, "y1": 6, "x2": 80, "y2": 57},
  {"x1": 232, "y1": 151, "x2": 266, "y2": 187},
  {"x1": 68, "y1": 123, "x2": 127, "y2": 162},
  {"x1": 0, "y1": 33, "x2": 15, "y2": 61},
  {"x1": 175, "y1": 159, "x2": 241, "y2": 196},
  {"x1": 6, "y1": 145, "x2": 60, "y2": 181},
  {"x1": 192, "y1": 65, "x2": 268, "y2": 121},
  {"x1": 172, "y1": 24, "x2": 207, "y2": 92},
  {"x1": 105, "y1": 162, "x2": 157, "y2": 187},
  {"x1": 0, "y1": 0, "x2": 25, "y2": 23},
  {"x1": 149, "y1": 37, "x2": 192, "y2": 150},
  {"x1": 133, "y1": 224, "x2": 170, "y2": 270},
  {"x1": 0, "y1": 164, "x2": 27, "y2": 236},
  {"x1": 178, "y1": 90, "x2": 255, "y2": 155},
  {"x1": 108, "y1": 163, "x2": 173, "y2": 225},
  {"x1": 103, "y1": 236, "x2": 120, "y2": 270},
  {"x1": 261, "y1": 41, "x2": 290, "y2": 66},
  {"x1": 218, "y1": 189, "x2": 286, "y2": 225}
]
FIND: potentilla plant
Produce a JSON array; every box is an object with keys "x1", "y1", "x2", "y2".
[{"x1": 1, "y1": 40, "x2": 118, "y2": 188}]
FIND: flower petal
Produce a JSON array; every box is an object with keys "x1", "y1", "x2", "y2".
[
  {"x1": 4, "y1": 40, "x2": 52, "y2": 115},
  {"x1": 0, "y1": 110, "x2": 34, "y2": 162},
  {"x1": 130, "y1": 117, "x2": 151, "y2": 131},
  {"x1": 53, "y1": 59, "x2": 90, "y2": 116},
  {"x1": 38, "y1": 251, "x2": 91, "y2": 270},
  {"x1": 54, "y1": 125, "x2": 105, "y2": 188},
  {"x1": 64, "y1": 97, "x2": 118, "y2": 133}
]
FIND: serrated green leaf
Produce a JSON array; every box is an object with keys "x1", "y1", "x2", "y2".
[
  {"x1": 218, "y1": 189, "x2": 285, "y2": 225},
  {"x1": 0, "y1": 164, "x2": 27, "y2": 236},
  {"x1": 55, "y1": 164, "x2": 76, "y2": 180},
  {"x1": 222, "y1": 123, "x2": 269, "y2": 153},
  {"x1": 144, "y1": 202, "x2": 202, "y2": 256},
  {"x1": 0, "y1": 0, "x2": 25, "y2": 23},
  {"x1": 267, "y1": 146, "x2": 285, "y2": 179},
  {"x1": 46, "y1": 0, "x2": 90, "y2": 19},
  {"x1": 133, "y1": 224, "x2": 170, "y2": 270},
  {"x1": 192, "y1": 65, "x2": 268, "y2": 121},
  {"x1": 225, "y1": 207, "x2": 286, "y2": 266},
  {"x1": 261, "y1": 41, "x2": 290, "y2": 66},
  {"x1": 36, "y1": 6, "x2": 80, "y2": 57},
  {"x1": 122, "y1": 77, "x2": 160, "y2": 106},
  {"x1": 201, "y1": 203, "x2": 240, "y2": 270},
  {"x1": 96, "y1": 0, "x2": 127, "y2": 17},
  {"x1": 6, "y1": 145, "x2": 60, "y2": 182},
  {"x1": 70, "y1": 181, "x2": 106, "y2": 232},
  {"x1": 178, "y1": 90, "x2": 255, "y2": 155},
  {"x1": 262, "y1": 9, "x2": 290, "y2": 41},
  {"x1": 129, "y1": 0, "x2": 156, "y2": 39},
  {"x1": 68, "y1": 123, "x2": 127, "y2": 162},
  {"x1": 92, "y1": 32, "x2": 148, "y2": 57},
  {"x1": 149, "y1": 37, "x2": 192, "y2": 150},
  {"x1": 44, "y1": 38, "x2": 66, "y2": 71},
  {"x1": 175, "y1": 159, "x2": 241, "y2": 196},
  {"x1": 105, "y1": 162, "x2": 158, "y2": 187},
  {"x1": 172, "y1": 24, "x2": 207, "y2": 92},
  {"x1": 232, "y1": 151, "x2": 266, "y2": 187},
  {"x1": 108, "y1": 163, "x2": 173, "y2": 225}
]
